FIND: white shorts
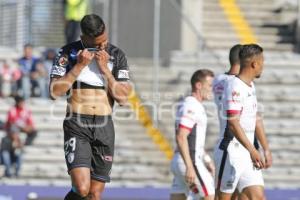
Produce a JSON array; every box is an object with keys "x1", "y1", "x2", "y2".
[
  {"x1": 170, "y1": 153, "x2": 215, "y2": 199},
  {"x1": 214, "y1": 141, "x2": 264, "y2": 193}
]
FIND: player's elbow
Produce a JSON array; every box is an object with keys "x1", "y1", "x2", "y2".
[
  {"x1": 227, "y1": 119, "x2": 239, "y2": 133},
  {"x1": 49, "y1": 80, "x2": 70, "y2": 100},
  {"x1": 49, "y1": 85, "x2": 56, "y2": 100},
  {"x1": 49, "y1": 86, "x2": 65, "y2": 100},
  {"x1": 115, "y1": 88, "x2": 132, "y2": 106},
  {"x1": 49, "y1": 93, "x2": 57, "y2": 100},
  {"x1": 176, "y1": 133, "x2": 186, "y2": 145},
  {"x1": 114, "y1": 95, "x2": 128, "y2": 106},
  {"x1": 49, "y1": 86, "x2": 59, "y2": 100}
]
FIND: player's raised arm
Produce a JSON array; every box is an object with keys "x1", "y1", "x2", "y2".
[
  {"x1": 49, "y1": 49, "x2": 93, "y2": 100},
  {"x1": 95, "y1": 49, "x2": 132, "y2": 106}
]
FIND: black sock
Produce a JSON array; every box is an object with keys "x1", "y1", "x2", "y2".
[{"x1": 64, "y1": 190, "x2": 88, "y2": 200}]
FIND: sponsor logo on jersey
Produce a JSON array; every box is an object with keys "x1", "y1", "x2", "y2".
[
  {"x1": 70, "y1": 49, "x2": 78, "y2": 60},
  {"x1": 213, "y1": 83, "x2": 224, "y2": 94},
  {"x1": 232, "y1": 91, "x2": 240, "y2": 102},
  {"x1": 58, "y1": 55, "x2": 68, "y2": 67},
  {"x1": 118, "y1": 70, "x2": 129, "y2": 79},
  {"x1": 54, "y1": 66, "x2": 66, "y2": 75}
]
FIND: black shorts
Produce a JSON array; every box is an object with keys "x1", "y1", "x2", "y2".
[{"x1": 63, "y1": 113, "x2": 115, "y2": 182}]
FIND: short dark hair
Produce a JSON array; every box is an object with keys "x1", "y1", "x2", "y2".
[
  {"x1": 24, "y1": 43, "x2": 33, "y2": 49},
  {"x1": 239, "y1": 44, "x2": 263, "y2": 67},
  {"x1": 80, "y1": 14, "x2": 106, "y2": 37},
  {"x1": 14, "y1": 95, "x2": 24, "y2": 104},
  {"x1": 229, "y1": 44, "x2": 242, "y2": 66},
  {"x1": 191, "y1": 69, "x2": 214, "y2": 90}
]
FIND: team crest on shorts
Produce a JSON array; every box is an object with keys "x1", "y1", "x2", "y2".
[{"x1": 67, "y1": 153, "x2": 75, "y2": 163}]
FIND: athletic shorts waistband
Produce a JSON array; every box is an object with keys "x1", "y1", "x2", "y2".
[{"x1": 66, "y1": 112, "x2": 112, "y2": 119}]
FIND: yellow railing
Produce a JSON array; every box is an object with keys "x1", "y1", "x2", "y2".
[
  {"x1": 128, "y1": 91, "x2": 174, "y2": 160},
  {"x1": 219, "y1": 0, "x2": 258, "y2": 44}
]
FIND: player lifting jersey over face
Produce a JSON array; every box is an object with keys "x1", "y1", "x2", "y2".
[{"x1": 49, "y1": 14, "x2": 132, "y2": 200}]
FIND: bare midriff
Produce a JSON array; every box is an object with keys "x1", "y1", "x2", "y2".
[{"x1": 67, "y1": 88, "x2": 112, "y2": 116}]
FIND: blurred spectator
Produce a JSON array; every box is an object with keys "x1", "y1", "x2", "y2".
[
  {"x1": 43, "y1": 48, "x2": 57, "y2": 98},
  {"x1": 5, "y1": 96, "x2": 37, "y2": 146},
  {"x1": 63, "y1": 0, "x2": 88, "y2": 43},
  {"x1": 274, "y1": 0, "x2": 298, "y2": 12},
  {"x1": 31, "y1": 60, "x2": 48, "y2": 98},
  {"x1": 0, "y1": 131, "x2": 23, "y2": 178},
  {"x1": 44, "y1": 48, "x2": 56, "y2": 76},
  {"x1": 18, "y1": 44, "x2": 39, "y2": 99},
  {"x1": 0, "y1": 60, "x2": 21, "y2": 97},
  {"x1": 0, "y1": 119, "x2": 4, "y2": 130}
]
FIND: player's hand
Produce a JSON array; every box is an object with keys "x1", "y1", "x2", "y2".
[
  {"x1": 76, "y1": 49, "x2": 94, "y2": 69},
  {"x1": 250, "y1": 149, "x2": 265, "y2": 169},
  {"x1": 186, "y1": 166, "x2": 196, "y2": 185},
  {"x1": 264, "y1": 150, "x2": 272, "y2": 168},
  {"x1": 95, "y1": 50, "x2": 110, "y2": 74},
  {"x1": 205, "y1": 161, "x2": 215, "y2": 178}
]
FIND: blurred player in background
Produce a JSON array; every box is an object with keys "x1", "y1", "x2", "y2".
[
  {"x1": 213, "y1": 44, "x2": 247, "y2": 200},
  {"x1": 170, "y1": 69, "x2": 215, "y2": 200},
  {"x1": 214, "y1": 44, "x2": 272, "y2": 200},
  {"x1": 50, "y1": 14, "x2": 131, "y2": 200}
]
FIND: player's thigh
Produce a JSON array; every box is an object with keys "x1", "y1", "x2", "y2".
[
  {"x1": 228, "y1": 190, "x2": 248, "y2": 200},
  {"x1": 214, "y1": 148, "x2": 239, "y2": 195},
  {"x1": 237, "y1": 159, "x2": 264, "y2": 198},
  {"x1": 170, "y1": 154, "x2": 189, "y2": 196},
  {"x1": 69, "y1": 167, "x2": 91, "y2": 195},
  {"x1": 215, "y1": 191, "x2": 232, "y2": 200},
  {"x1": 170, "y1": 193, "x2": 186, "y2": 200},
  {"x1": 91, "y1": 116, "x2": 115, "y2": 182},
  {"x1": 203, "y1": 195, "x2": 214, "y2": 200},
  {"x1": 193, "y1": 161, "x2": 215, "y2": 197},
  {"x1": 241, "y1": 185, "x2": 265, "y2": 200},
  {"x1": 238, "y1": 192, "x2": 249, "y2": 200},
  {"x1": 230, "y1": 190, "x2": 239, "y2": 200}
]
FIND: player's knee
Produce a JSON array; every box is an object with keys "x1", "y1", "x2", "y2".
[
  {"x1": 89, "y1": 191, "x2": 101, "y2": 200},
  {"x1": 254, "y1": 193, "x2": 265, "y2": 200},
  {"x1": 89, "y1": 187, "x2": 103, "y2": 199},
  {"x1": 76, "y1": 185, "x2": 90, "y2": 197}
]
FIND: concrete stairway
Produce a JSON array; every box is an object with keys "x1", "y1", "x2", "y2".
[
  {"x1": 1, "y1": 51, "x2": 300, "y2": 188},
  {"x1": 202, "y1": 0, "x2": 297, "y2": 51}
]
